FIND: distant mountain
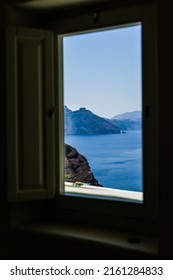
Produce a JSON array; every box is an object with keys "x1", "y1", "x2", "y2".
[
  {"x1": 111, "y1": 110, "x2": 142, "y2": 121},
  {"x1": 64, "y1": 106, "x2": 120, "y2": 135},
  {"x1": 110, "y1": 110, "x2": 142, "y2": 131},
  {"x1": 64, "y1": 105, "x2": 73, "y2": 114}
]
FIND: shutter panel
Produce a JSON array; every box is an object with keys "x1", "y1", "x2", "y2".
[{"x1": 6, "y1": 26, "x2": 55, "y2": 201}]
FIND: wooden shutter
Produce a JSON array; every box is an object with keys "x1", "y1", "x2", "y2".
[{"x1": 6, "y1": 26, "x2": 55, "y2": 201}]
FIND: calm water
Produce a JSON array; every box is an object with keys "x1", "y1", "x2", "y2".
[{"x1": 65, "y1": 131, "x2": 143, "y2": 192}]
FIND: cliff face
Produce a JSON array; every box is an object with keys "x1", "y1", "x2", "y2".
[{"x1": 65, "y1": 144, "x2": 101, "y2": 186}]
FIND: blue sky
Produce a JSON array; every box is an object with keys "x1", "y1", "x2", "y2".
[{"x1": 63, "y1": 24, "x2": 142, "y2": 118}]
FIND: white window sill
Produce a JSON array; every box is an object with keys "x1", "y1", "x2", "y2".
[{"x1": 65, "y1": 182, "x2": 143, "y2": 202}]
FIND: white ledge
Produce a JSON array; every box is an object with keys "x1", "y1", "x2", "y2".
[{"x1": 65, "y1": 182, "x2": 143, "y2": 202}]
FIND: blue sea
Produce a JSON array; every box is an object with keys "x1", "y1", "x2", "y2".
[{"x1": 65, "y1": 131, "x2": 143, "y2": 192}]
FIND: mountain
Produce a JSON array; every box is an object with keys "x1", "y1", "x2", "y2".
[
  {"x1": 65, "y1": 144, "x2": 102, "y2": 186},
  {"x1": 111, "y1": 110, "x2": 142, "y2": 121},
  {"x1": 64, "y1": 105, "x2": 73, "y2": 114},
  {"x1": 65, "y1": 106, "x2": 120, "y2": 135},
  {"x1": 110, "y1": 110, "x2": 142, "y2": 131}
]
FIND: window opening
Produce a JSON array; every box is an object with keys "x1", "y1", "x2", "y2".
[{"x1": 62, "y1": 23, "x2": 143, "y2": 203}]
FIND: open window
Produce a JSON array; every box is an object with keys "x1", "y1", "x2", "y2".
[
  {"x1": 63, "y1": 23, "x2": 143, "y2": 203},
  {"x1": 56, "y1": 2, "x2": 158, "y2": 228}
]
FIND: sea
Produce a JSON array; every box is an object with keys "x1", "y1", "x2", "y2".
[{"x1": 65, "y1": 130, "x2": 143, "y2": 192}]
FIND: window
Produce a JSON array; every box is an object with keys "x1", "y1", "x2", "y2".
[
  {"x1": 6, "y1": 1, "x2": 158, "y2": 233},
  {"x1": 63, "y1": 23, "x2": 143, "y2": 203},
  {"x1": 56, "y1": 2, "x2": 158, "y2": 228}
]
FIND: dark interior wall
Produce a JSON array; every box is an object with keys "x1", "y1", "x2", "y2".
[
  {"x1": 6, "y1": 5, "x2": 47, "y2": 27},
  {"x1": 157, "y1": 0, "x2": 173, "y2": 258},
  {"x1": 0, "y1": 2, "x2": 48, "y2": 259},
  {"x1": 0, "y1": 0, "x2": 8, "y2": 259}
]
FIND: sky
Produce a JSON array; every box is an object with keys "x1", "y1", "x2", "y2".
[{"x1": 63, "y1": 24, "x2": 142, "y2": 118}]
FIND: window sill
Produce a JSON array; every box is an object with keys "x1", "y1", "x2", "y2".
[
  {"x1": 65, "y1": 183, "x2": 143, "y2": 202},
  {"x1": 12, "y1": 221, "x2": 158, "y2": 259}
]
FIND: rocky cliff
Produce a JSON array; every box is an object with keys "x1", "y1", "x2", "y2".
[{"x1": 65, "y1": 144, "x2": 102, "y2": 186}]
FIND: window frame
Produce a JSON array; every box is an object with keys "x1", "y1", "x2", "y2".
[{"x1": 53, "y1": 1, "x2": 159, "y2": 234}]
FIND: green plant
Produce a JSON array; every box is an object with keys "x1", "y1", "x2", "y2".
[{"x1": 65, "y1": 173, "x2": 71, "y2": 181}]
